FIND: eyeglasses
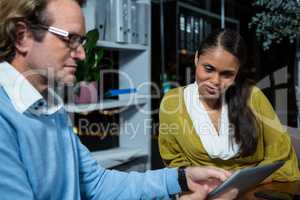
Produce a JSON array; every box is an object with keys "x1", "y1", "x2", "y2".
[{"x1": 37, "y1": 24, "x2": 87, "y2": 50}]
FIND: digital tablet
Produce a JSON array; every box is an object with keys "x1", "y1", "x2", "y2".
[{"x1": 206, "y1": 160, "x2": 285, "y2": 200}]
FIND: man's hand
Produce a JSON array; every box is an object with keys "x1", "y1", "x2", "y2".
[
  {"x1": 261, "y1": 176, "x2": 272, "y2": 185},
  {"x1": 179, "y1": 166, "x2": 238, "y2": 200}
]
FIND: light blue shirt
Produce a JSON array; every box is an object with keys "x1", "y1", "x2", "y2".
[{"x1": 0, "y1": 62, "x2": 181, "y2": 200}]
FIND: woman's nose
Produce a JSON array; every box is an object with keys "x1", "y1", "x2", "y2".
[{"x1": 211, "y1": 73, "x2": 221, "y2": 86}]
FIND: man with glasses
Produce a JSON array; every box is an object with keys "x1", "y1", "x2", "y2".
[
  {"x1": 32, "y1": 24, "x2": 87, "y2": 50},
  {"x1": 0, "y1": 0, "x2": 237, "y2": 199}
]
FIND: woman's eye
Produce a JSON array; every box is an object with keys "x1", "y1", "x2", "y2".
[
  {"x1": 223, "y1": 74, "x2": 233, "y2": 79},
  {"x1": 221, "y1": 72, "x2": 235, "y2": 79},
  {"x1": 203, "y1": 65, "x2": 213, "y2": 72}
]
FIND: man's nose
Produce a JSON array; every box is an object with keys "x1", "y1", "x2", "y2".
[{"x1": 71, "y1": 45, "x2": 86, "y2": 61}]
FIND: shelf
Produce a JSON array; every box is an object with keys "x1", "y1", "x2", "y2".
[
  {"x1": 80, "y1": 0, "x2": 152, "y2": 170},
  {"x1": 97, "y1": 40, "x2": 148, "y2": 51},
  {"x1": 91, "y1": 147, "x2": 147, "y2": 168},
  {"x1": 178, "y1": 2, "x2": 239, "y2": 24},
  {"x1": 65, "y1": 96, "x2": 147, "y2": 113}
]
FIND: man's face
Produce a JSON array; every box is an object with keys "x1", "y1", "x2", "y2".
[{"x1": 26, "y1": 0, "x2": 86, "y2": 87}]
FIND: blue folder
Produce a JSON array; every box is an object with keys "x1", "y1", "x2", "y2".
[{"x1": 105, "y1": 88, "x2": 137, "y2": 97}]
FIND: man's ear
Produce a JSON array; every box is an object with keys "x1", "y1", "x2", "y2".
[
  {"x1": 15, "y1": 22, "x2": 32, "y2": 54},
  {"x1": 194, "y1": 51, "x2": 199, "y2": 66}
]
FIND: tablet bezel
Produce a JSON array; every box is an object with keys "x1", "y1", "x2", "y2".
[{"x1": 206, "y1": 160, "x2": 285, "y2": 200}]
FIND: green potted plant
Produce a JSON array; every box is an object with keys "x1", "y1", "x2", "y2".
[
  {"x1": 74, "y1": 29, "x2": 104, "y2": 104},
  {"x1": 249, "y1": 0, "x2": 300, "y2": 50}
]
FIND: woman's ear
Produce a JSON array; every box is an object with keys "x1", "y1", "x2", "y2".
[
  {"x1": 194, "y1": 51, "x2": 199, "y2": 66},
  {"x1": 15, "y1": 22, "x2": 32, "y2": 54}
]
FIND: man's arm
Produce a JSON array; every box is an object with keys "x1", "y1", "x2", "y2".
[
  {"x1": 76, "y1": 139, "x2": 181, "y2": 200},
  {"x1": 76, "y1": 136, "x2": 238, "y2": 200},
  {"x1": 0, "y1": 116, "x2": 35, "y2": 200}
]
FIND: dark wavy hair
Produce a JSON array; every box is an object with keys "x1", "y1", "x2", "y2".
[{"x1": 197, "y1": 29, "x2": 257, "y2": 157}]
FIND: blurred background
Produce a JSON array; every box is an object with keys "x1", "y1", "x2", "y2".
[{"x1": 69, "y1": 0, "x2": 300, "y2": 172}]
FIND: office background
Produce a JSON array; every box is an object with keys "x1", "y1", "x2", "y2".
[{"x1": 69, "y1": 0, "x2": 300, "y2": 172}]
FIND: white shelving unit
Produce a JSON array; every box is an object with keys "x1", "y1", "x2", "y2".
[
  {"x1": 66, "y1": 95, "x2": 148, "y2": 113},
  {"x1": 71, "y1": 0, "x2": 152, "y2": 171},
  {"x1": 91, "y1": 147, "x2": 147, "y2": 168},
  {"x1": 97, "y1": 41, "x2": 148, "y2": 51}
]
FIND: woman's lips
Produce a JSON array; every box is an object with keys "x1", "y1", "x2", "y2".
[{"x1": 205, "y1": 85, "x2": 219, "y2": 95}]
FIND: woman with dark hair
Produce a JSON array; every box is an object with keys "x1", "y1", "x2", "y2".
[{"x1": 159, "y1": 29, "x2": 300, "y2": 183}]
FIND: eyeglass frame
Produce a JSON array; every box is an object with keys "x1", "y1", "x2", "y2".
[{"x1": 34, "y1": 24, "x2": 87, "y2": 50}]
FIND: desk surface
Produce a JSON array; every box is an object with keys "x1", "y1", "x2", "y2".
[{"x1": 238, "y1": 181, "x2": 300, "y2": 199}]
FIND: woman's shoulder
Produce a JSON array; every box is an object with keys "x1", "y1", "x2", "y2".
[
  {"x1": 249, "y1": 85, "x2": 268, "y2": 103},
  {"x1": 160, "y1": 87, "x2": 185, "y2": 110},
  {"x1": 248, "y1": 85, "x2": 275, "y2": 116},
  {"x1": 164, "y1": 87, "x2": 184, "y2": 95},
  {"x1": 162, "y1": 87, "x2": 184, "y2": 100}
]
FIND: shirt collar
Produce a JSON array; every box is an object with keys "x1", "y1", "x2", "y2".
[{"x1": 0, "y1": 61, "x2": 63, "y2": 115}]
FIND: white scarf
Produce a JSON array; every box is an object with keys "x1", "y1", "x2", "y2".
[{"x1": 184, "y1": 82, "x2": 240, "y2": 160}]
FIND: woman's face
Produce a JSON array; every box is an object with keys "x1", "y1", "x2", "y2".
[{"x1": 195, "y1": 47, "x2": 240, "y2": 99}]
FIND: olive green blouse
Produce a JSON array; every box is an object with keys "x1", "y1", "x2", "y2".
[{"x1": 159, "y1": 86, "x2": 300, "y2": 182}]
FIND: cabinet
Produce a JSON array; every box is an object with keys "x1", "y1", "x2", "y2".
[{"x1": 66, "y1": 0, "x2": 152, "y2": 171}]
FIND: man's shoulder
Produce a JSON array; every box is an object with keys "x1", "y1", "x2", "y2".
[
  {"x1": 0, "y1": 86, "x2": 22, "y2": 127},
  {"x1": 0, "y1": 88, "x2": 17, "y2": 137},
  {"x1": 0, "y1": 86, "x2": 16, "y2": 113}
]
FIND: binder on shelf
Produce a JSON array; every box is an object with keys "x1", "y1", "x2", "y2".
[
  {"x1": 194, "y1": 17, "x2": 200, "y2": 52},
  {"x1": 179, "y1": 13, "x2": 186, "y2": 50},
  {"x1": 131, "y1": 0, "x2": 138, "y2": 44},
  {"x1": 203, "y1": 20, "x2": 207, "y2": 38},
  {"x1": 82, "y1": 0, "x2": 96, "y2": 31},
  {"x1": 123, "y1": 0, "x2": 132, "y2": 43},
  {"x1": 203, "y1": 19, "x2": 212, "y2": 38},
  {"x1": 106, "y1": 0, "x2": 125, "y2": 43},
  {"x1": 186, "y1": 15, "x2": 192, "y2": 52},
  {"x1": 95, "y1": 0, "x2": 108, "y2": 40},
  {"x1": 206, "y1": 20, "x2": 212, "y2": 37},
  {"x1": 190, "y1": 16, "x2": 195, "y2": 52},
  {"x1": 136, "y1": 0, "x2": 150, "y2": 45},
  {"x1": 199, "y1": 17, "x2": 204, "y2": 43}
]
